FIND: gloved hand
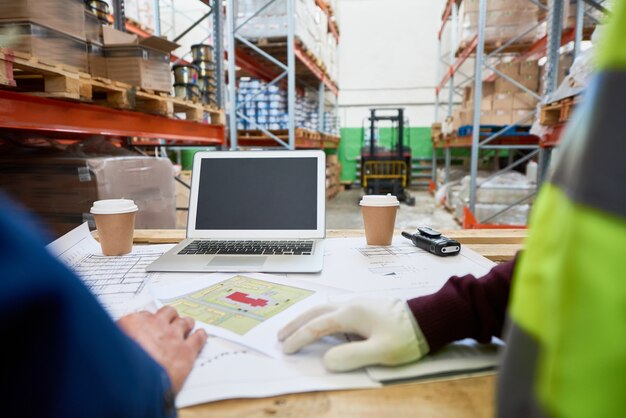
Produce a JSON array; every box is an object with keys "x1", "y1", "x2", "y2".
[{"x1": 278, "y1": 298, "x2": 429, "y2": 372}]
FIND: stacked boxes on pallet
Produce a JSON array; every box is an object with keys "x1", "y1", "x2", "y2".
[
  {"x1": 451, "y1": 60, "x2": 540, "y2": 130},
  {"x1": 461, "y1": 0, "x2": 541, "y2": 46},
  {"x1": 103, "y1": 26, "x2": 178, "y2": 92},
  {"x1": 84, "y1": 1, "x2": 107, "y2": 78},
  {"x1": 0, "y1": 0, "x2": 88, "y2": 72}
]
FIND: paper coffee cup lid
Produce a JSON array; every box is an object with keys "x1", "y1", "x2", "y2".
[
  {"x1": 90, "y1": 199, "x2": 138, "y2": 215},
  {"x1": 359, "y1": 194, "x2": 400, "y2": 207}
]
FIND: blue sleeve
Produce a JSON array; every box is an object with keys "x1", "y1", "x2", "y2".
[{"x1": 0, "y1": 194, "x2": 176, "y2": 418}]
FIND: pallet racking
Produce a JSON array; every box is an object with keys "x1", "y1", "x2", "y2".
[
  {"x1": 0, "y1": 0, "x2": 226, "y2": 148},
  {"x1": 432, "y1": 0, "x2": 606, "y2": 228},
  {"x1": 226, "y1": 0, "x2": 340, "y2": 150}
]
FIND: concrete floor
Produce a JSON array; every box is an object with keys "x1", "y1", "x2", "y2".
[{"x1": 327, "y1": 187, "x2": 460, "y2": 231}]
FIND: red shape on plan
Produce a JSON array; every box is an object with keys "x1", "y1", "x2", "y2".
[{"x1": 227, "y1": 291, "x2": 268, "y2": 307}]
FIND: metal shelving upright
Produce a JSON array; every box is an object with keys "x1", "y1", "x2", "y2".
[
  {"x1": 225, "y1": 0, "x2": 340, "y2": 150},
  {"x1": 432, "y1": 0, "x2": 584, "y2": 228}
]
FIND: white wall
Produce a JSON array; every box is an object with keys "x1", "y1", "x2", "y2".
[{"x1": 337, "y1": 0, "x2": 447, "y2": 127}]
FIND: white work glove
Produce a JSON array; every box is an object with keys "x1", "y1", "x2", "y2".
[{"x1": 278, "y1": 298, "x2": 430, "y2": 372}]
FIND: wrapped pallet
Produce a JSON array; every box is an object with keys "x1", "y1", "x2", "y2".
[
  {"x1": 461, "y1": 0, "x2": 540, "y2": 47},
  {"x1": 0, "y1": 151, "x2": 176, "y2": 238},
  {"x1": 235, "y1": 0, "x2": 322, "y2": 59},
  {"x1": 455, "y1": 171, "x2": 535, "y2": 225}
]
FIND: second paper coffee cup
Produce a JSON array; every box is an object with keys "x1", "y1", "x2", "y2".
[
  {"x1": 360, "y1": 194, "x2": 399, "y2": 246},
  {"x1": 90, "y1": 199, "x2": 138, "y2": 256}
]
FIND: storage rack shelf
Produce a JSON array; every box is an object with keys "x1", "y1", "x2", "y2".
[
  {"x1": 432, "y1": 0, "x2": 602, "y2": 228},
  {"x1": 237, "y1": 128, "x2": 339, "y2": 149},
  {"x1": 0, "y1": 0, "x2": 227, "y2": 149},
  {"x1": 0, "y1": 90, "x2": 224, "y2": 146},
  {"x1": 236, "y1": 41, "x2": 339, "y2": 96},
  {"x1": 227, "y1": 0, "x2": 340, "y2": 150}
]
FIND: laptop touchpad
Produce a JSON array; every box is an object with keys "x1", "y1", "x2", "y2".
[{"x1": 207, "y1": 256, "x2": 267, "y2": 268}]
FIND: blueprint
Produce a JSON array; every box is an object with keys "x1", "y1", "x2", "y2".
[
  {"x1": 46, "y1": 222, "x2": 173, "y2": 319},
  {"x1": 162, "y1": 275, "x2": 315, "y2": 335}
]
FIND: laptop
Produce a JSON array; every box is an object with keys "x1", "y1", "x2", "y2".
[{"x1": 146, "y1": 150, "x2": 326, "y2": 273}]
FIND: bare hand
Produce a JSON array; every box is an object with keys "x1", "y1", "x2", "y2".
[{"x1": 117, "y1": 306, "x2": 208, "y2": 393}]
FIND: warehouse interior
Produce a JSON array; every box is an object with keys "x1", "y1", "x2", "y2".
[
  {"x1": 0, "y1": 0, "x2": 604, "y2": 235},
  {"x1": 1, "y1": 0, "x2": 620, "y2": 416}
]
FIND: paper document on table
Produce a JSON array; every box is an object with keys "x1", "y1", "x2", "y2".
[
  {"x1": 47, "y1": 223, "x2": 174, "y2": 319},
  {"x1": 366, "y1": 338, "x2": 505, "y2": 382},
  {"x1": 289, "y1": 236, "x2": 496, "y2": 296},
  {"x1": 152, "y1": 273, "x2": 331, "y2": 358},
  {"x1": 177, "y1": 335, "x2": 380, "y2": 408}
]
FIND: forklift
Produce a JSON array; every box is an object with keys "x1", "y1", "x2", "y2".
[{"x1": 361, "y1": 108, "x2": 415, "y2": 205}]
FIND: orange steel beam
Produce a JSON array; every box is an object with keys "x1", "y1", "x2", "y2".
[
  {"x1": 232, "y1": 47, "x2": 283, "y2": 83},
  {"x1": 294, "y1": 43, "x2": 339, "y2": 96},
  {"x1": 0, "y1": 90, "x2": 224, "y2": 144},
  {"x1": 439, "y1": 0, "x2": 454, "y2": 40},
  {"x1": 436, "y1": 35, "x2": 478, "y2": 94}
]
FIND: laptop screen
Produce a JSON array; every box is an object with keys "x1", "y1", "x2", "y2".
[{"x1": 195, "y1": 156, "x2": 318, "y2": 230}]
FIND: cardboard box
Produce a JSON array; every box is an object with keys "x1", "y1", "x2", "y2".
[
  {"x1": 460, "y1": 109, "x2": 474, "y2": 126},
  {"x1": 481, "y1": 95, "x2": 493, "y2": 111},
  {"x1": 0, "y1": 21, "x2": 87, "y2": 72},
  {"x1": 0, "y1": 154, "x2": 176, "y2": 238},
  {"x1": 103, "y1": 27, "x2": 178, "y2": 92},
  {"x1": 495, "y1": 75, "x2": 539, "y2": 93},
  {"x1": 495, "y1": 62, "x2": 520, "y2": 79},
  {"x1": 493, "y1": 93, "x2": 514, "y2": 111},
  {"x1": 0, "y1": 0, "x2": 85, "y2": 40},
  {"x1": 519, "y1": 60, "x2": 540, "y2": 77},
  {"x1": 84, "y1": 10, "x2": 103, "y2": 45},
  {"x1": 481, "y1": 110, "x2": 513, "y2": 125},
  {"x1": 513, "y1": 92, "x2": 538, "y2": 109},
  {"x1": 465, "y1": 81, "x2": 495, "y2": 103},
  {"x1": 452, "y1": 108, "x2": 463, "y2": 130},
  {"x1": 511, "y1": 109, "x2": 534, "y2": 125},
  {"x1": 468, "y1": 96, "x2": 493, "y2": 112},
  {"x1": 87, "y1": 42, "x2": 107, "y2": 78}
]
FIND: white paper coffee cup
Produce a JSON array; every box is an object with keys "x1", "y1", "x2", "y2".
[
  {"x1": 90, "y1": 199, "x2": 138, "y2": 256},
  {"x1": 360, "y1": 194, "x2": 399, "y2": 245}
]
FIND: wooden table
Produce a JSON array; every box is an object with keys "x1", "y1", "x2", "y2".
[{"x1": 132, "y1": 229, "x2": 526, "y2": 418}]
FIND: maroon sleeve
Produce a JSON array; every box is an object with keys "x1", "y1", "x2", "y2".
[{"x1": 407, "y1": 255, "x2": 517, "y2": 353}]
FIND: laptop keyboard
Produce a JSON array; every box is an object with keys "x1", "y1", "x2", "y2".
[{"x1": 178, "y1": 240, "x2": 314, "y2": 256}]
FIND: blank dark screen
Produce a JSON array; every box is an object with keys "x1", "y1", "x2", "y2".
[{"x1": 195, "y1": 157, "x2": 318, "y2": 230}]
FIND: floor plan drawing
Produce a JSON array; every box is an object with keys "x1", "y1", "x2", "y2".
[{"x1": 162, "y1": 275, "x2": 315, "y2": 335}]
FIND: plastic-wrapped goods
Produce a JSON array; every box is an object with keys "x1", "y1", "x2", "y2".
[
  {"x1": 445, "y1": 184, "x2": 463, "y2": 210},
  {"x1": 458, "y1": 171, "x2": 535, "y2": 204},
  {"x1": 0, "y1": 154, "x2": 176, "y2": 238},
  {"x1": 453, "y1": 195, "x2": 531, "y2": 225},
  {"x1": 0, "y1": 21, "x2": 88, "y2": 72},
  {"x1": 87, "y1": 42, "x2": 107, "y2": 78},
  {"x1": 461, "y1": 0, "x2": 540, "y2": 46},
  {"x1": 84, "y1": 10, "x2": 103, "y2": 45},
  {"x1": 103, "y1": 27, "x2": 178, "y2": 92},
  {"x1": 235, "y1": 0, "x2": 322, "y2": 59},
  {"x1": 0, "y1": 0, "x2": 86, "y2": 40}
]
